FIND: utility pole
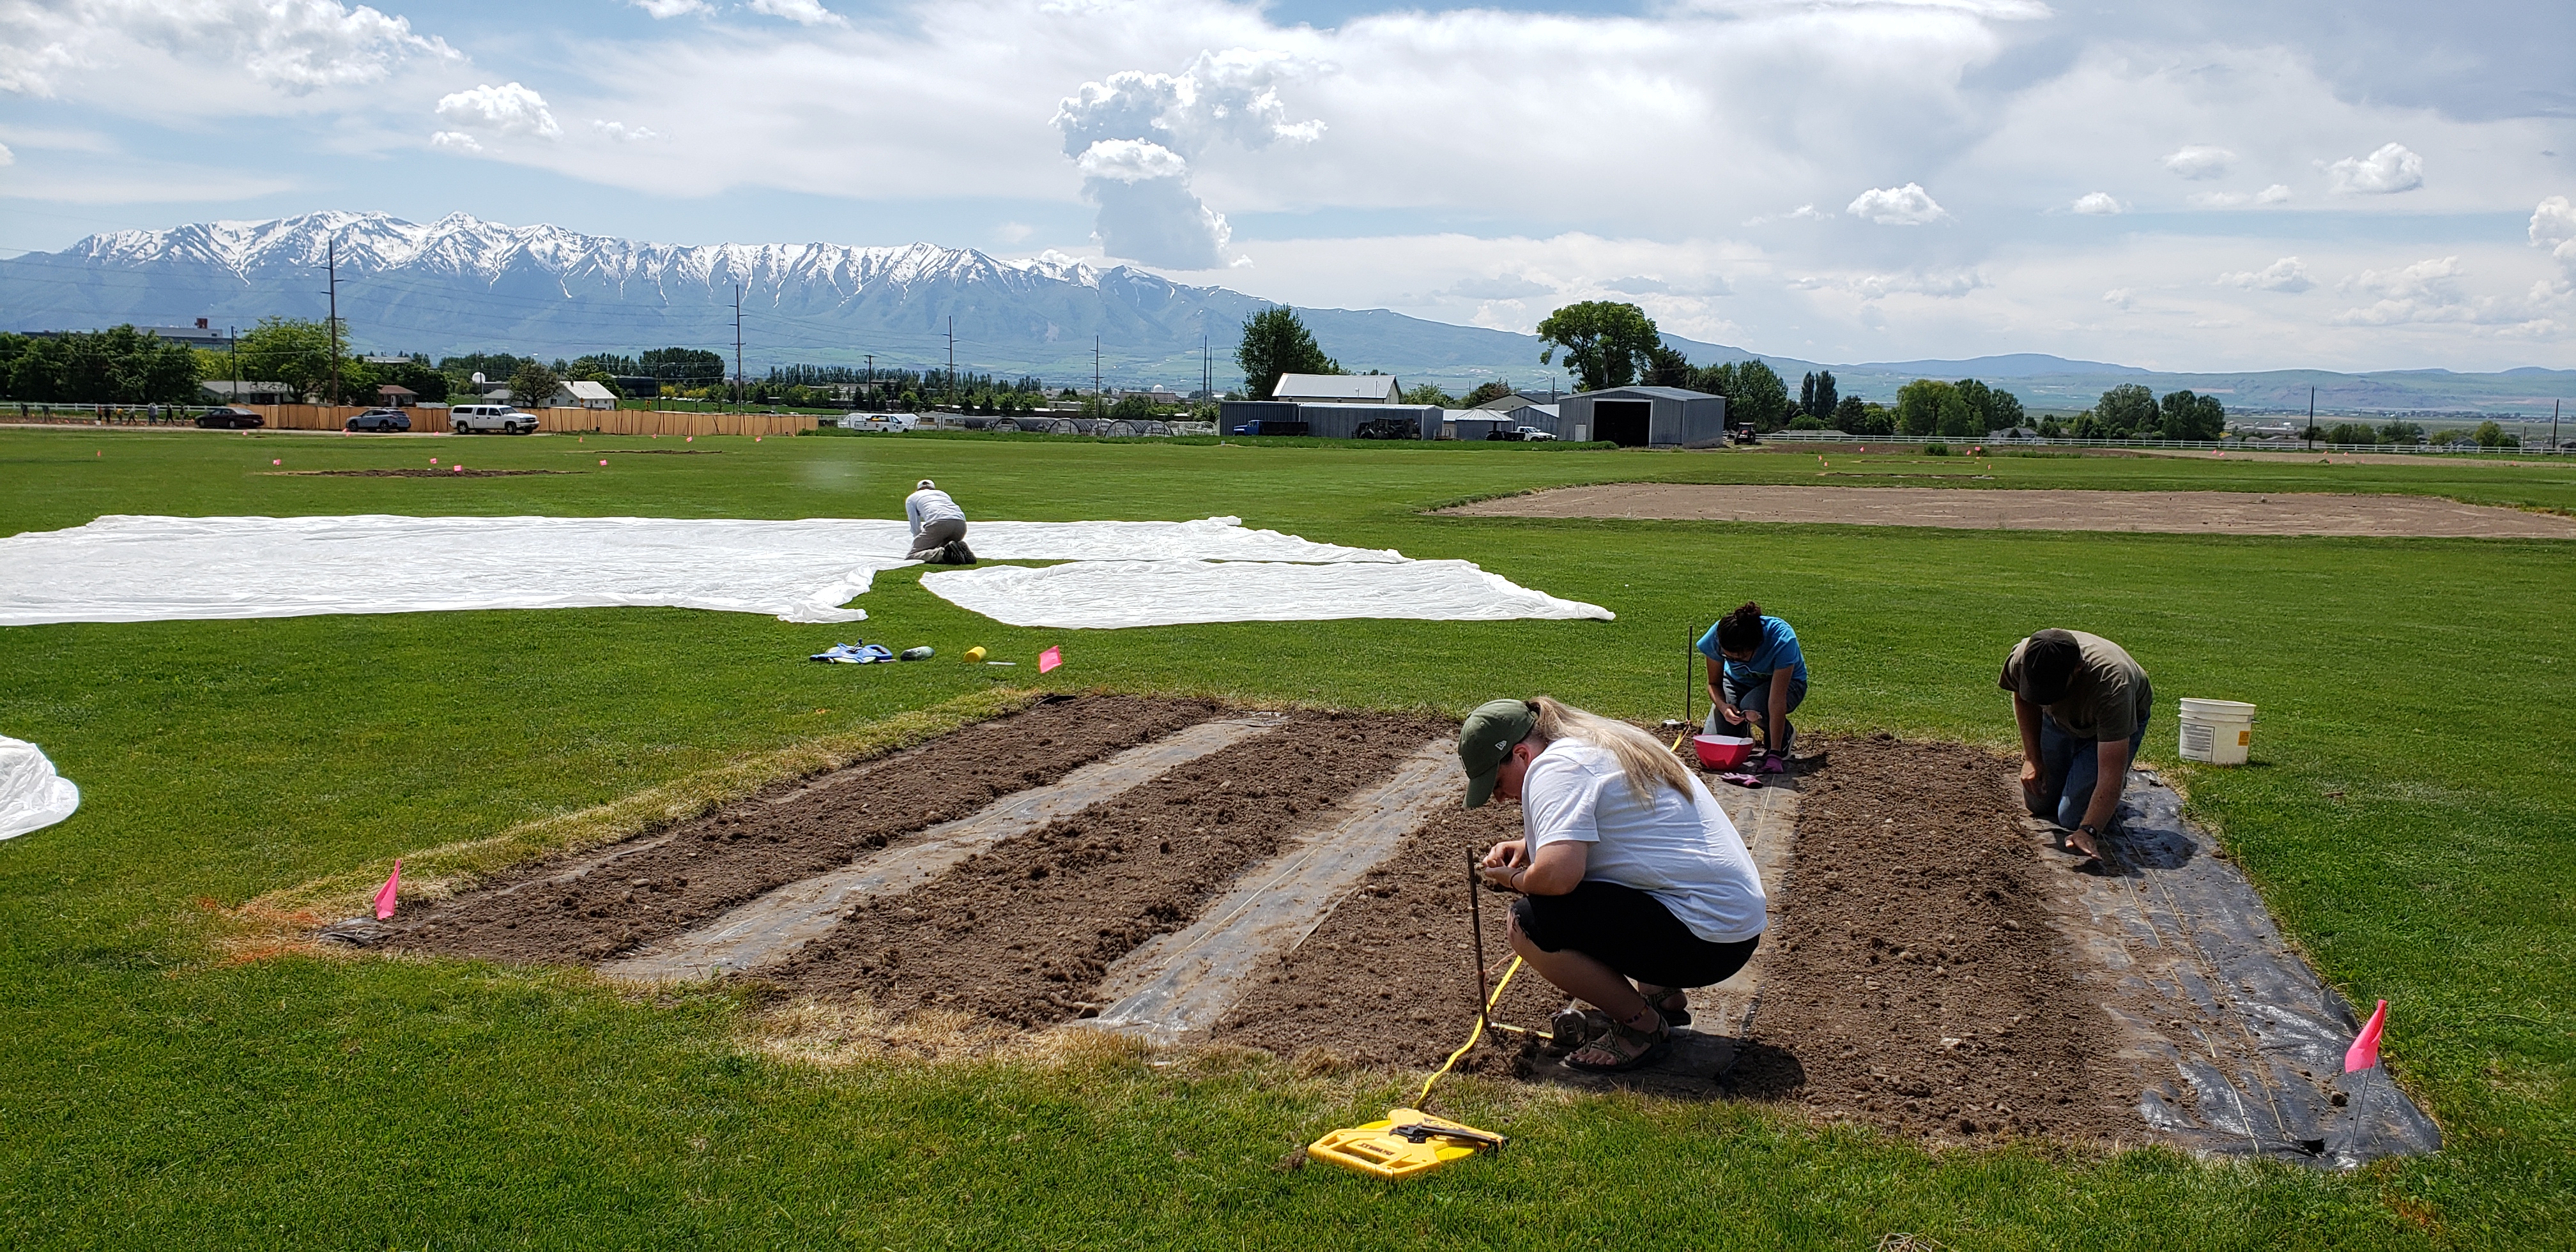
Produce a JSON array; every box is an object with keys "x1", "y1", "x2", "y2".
[
  {"x1": 2306, "y1": 386, "x2": 2316, "y2": 450},
  {"x1": 864, "y1": 353, "x2": 874, "y2": 411},
  {"x1": 2553, "y1": 399, "x2": 2561, "y2": 455},
  {"x1": 946, "y1": 316, "x2": 956, "y2": 409},
  {"x1": 1094, "y1": 335, "x2": 1103, "y2": 416},
  {"x1": 323, "y1": 239, "x2": 342, "y2": 406},
  {"x1": 1201, "y1": 331, "x2": 1209, "y2": 402},
  {"x1": 229, "y1": 326, "x2": 239, "y2": 390},
  {"x1": 732, "y1": 282, "x2": 744, "y2": 415}
]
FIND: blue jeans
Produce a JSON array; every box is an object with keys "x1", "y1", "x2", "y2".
[
  {"x1": 2032, "y1": 711, "x2": 2149, "y2": 830},
  {"x1": 1705, "y1": 675, "x2": 1807, "y2": 754}
]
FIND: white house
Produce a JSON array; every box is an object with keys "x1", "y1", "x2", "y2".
[
  {"x1": 1272, "y1": 374, "x2": 1400, "y2": 404},
  {"x1": 547, "y1": 380, "x2": 619, "y2": 410}
]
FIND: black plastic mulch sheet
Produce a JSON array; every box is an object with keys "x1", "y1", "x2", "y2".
[{"x1": 2067, "y1": 771, "x2": 2441, "y2": 1166}]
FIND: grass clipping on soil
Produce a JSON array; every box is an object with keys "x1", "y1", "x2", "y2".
[{"x1": 232, "y1": 688, "x2": 1043, "y2": 943}]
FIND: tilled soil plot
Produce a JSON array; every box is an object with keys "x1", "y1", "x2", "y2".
[
  {"x1": 760, "y1": 713, "x2": 1444, "y2": 1028},
  {"x1": 1213, "y1": 801, "x2": 1563, "y2": 1069},
  {"x1": 1734, "y1": 734, "x2": 2135, "y2": 1145},
  {"x1": 395, "y1": 696, "x2": 1215, "y2": 964},
  {"x1": 268, "y1": 468, "x2": 572, "y2": 478}
]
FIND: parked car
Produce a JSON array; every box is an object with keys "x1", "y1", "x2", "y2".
[
  {"x1": 1230, "y1": 419, "x2": 1311, "y2": 436},
  {"x1": 841, "y1": 413, "x2": 920, "y2": 432},
  {"x1": 345, "y1": 408, "x2": 412, "y2": 432},
  {"x1": 1514, "y1": 425, "x2": 1558, "y2": 441},
  {"x1": 1352, "y1": 417, "x2": 1419, "y2": 440},
  {"x1": 195, "y1": 406, "x2": 264, "y2": 429},
  {"x1": 1730, "y1": 424, "x2": 1761, "y2": 445},
  {"x1": 448, "y1": 404, "x2": 536, "y2": 434}
]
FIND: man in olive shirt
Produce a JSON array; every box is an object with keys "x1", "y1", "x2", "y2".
[{"x1": 2000, "y1": 629, "x2": 2152, "y2": 861}]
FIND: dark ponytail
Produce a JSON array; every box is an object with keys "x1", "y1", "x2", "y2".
[{"x1": 1716, "y1": 602, "x2": 1765, "y2": 653}]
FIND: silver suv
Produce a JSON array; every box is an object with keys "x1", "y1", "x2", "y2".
[{"x1": 449, "y1": 404, "x2": 536, "y2": 435}]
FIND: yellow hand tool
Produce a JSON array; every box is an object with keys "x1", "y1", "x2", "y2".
[{"x1": 1306, "y1": 1108, "x2": 1507, "y2": 1180}]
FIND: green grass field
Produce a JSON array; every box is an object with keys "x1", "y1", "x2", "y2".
[{"x1": 2, "y1": 428, "x2": 2570, "y2": 1248}]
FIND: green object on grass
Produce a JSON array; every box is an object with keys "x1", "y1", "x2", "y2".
[{"x1": 899, "y1": 646, "x2": 934, "y2": 661}]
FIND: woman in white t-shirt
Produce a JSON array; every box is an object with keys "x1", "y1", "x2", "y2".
[{"x1": 1457, "y1": 696, "x2": 1768, "y2": 1071}]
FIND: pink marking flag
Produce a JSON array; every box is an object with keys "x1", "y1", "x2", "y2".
[
  {"x1": 1038, "y1": 645, "x2": 1063, "y2": 674},
  {"x1": 2345, "y1": 999, "x2": 2388, "y2": 1073},
  {"x1": 374, "y1": 859, "x2": 403, "y2": 920}
]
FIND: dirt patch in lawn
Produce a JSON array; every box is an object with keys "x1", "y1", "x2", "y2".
[
  {"x1": 755, "y1": 712, "x2": 1445, "y2": 1028},
  {"x1": 266, "y1": 468, "x2": 574, "y2": 478},
  {"x1": 1445, "y1": 482, "x2": 2576, "y2": 538},
  {"x1": 1211, "y1": 800, "x2": 1561, "y2": 1070},
  {"x1": 1729, "y1": 734, "x2": 2135, "y2": 1145},
  {"x1": 392, "y1": 696, "x2": 1215, "y2": 965}
]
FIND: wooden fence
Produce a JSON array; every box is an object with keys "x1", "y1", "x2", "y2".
[{"x1": 243, "y1": 405, "x2": 818, "y2": 438}]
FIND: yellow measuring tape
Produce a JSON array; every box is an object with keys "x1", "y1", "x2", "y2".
[{"x1": 1413, "y1": 954, "x2": 1524, "y2": 1108}]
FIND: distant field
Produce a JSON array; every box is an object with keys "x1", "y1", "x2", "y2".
[{"x1": 1, "y1": 429, "x2": 2568, "y2": 1248}]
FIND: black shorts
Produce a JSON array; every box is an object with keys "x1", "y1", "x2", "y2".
[{"x1": 1512, "y1": 880, "x2": 1760, "y2": 989}]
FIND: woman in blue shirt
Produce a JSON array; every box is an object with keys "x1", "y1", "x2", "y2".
[{"x1": 1696, "y1": 602, "x2": 1808, "y2": 773}]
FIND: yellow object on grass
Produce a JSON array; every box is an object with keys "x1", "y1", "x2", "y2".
[
  {"x1": 964, "y1": 646, "x2": 988, "y2": 662},
  {"x1": 1307, "y1": 1108, "x2": 1507, "y2": 1180}
]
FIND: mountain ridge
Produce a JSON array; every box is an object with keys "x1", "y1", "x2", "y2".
[{"x1": 5, "y1": 211, "x2": 2572, "y2": 416}]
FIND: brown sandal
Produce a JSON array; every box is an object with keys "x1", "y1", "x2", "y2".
[
  {"x1": 1565, "y1": 1004, "x2": 1670, "y2": 1073},
  {"x1": 1637, "y1": 984, "x2": 1692, "y2": 1027}
]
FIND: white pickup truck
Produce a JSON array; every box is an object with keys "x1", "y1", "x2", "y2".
[{"x1": 448, "y1": 404, "x2": 537, "y2": 435}]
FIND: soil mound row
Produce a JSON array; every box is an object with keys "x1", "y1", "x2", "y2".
[
  {"x1": 758, "y1": 712, "x2": 1446, "y2": 1028},
  {"x1": 1736, "y1": 735, "x2": 2133, "y2": 1145},
  {"x1": 395, "y1": 696, "x2": 1214, "y2": 964}
]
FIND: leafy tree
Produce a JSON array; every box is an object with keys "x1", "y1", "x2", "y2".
[
  {"x1": 2472, "y1": 420, "x2": 2517, "y2": 448},
  {"x1": 0, "y1": 326, "x2": 201, "y2": 403},
  {"x1": 1945, "y1": 379, "x2": 2025, "y2": 432},
  {"x1": 1399, "y1": 382, "x2": 1456, "y2": 407},
  {"x1": 1535, "y1": 301, "x2": 1660, "y2": 392},
  {"x1": 1801, "y1": 370, "x2": 1839, "y2": 421},
  {"x1": 2158, "y1": 388, "x2": 2227, "y2": 441},
  {"x1": 1896, "y1": 379, "x2": 1973, "y2": 437},
  {"x1": 1236, "y1": 307, "x2": 1340, "y2": 400},
  {"x1": 2036, "y1": 415, "x2": 2067, "y2": 438},
  {"x1": 233, "y1": 317, "x2": 342, "y2": 400},
  {"x1": 1110, "y1": 394, "x2": 1157, "y2": 421},
  {"x1": 1459, "y1": 380, "x2": 1515, "y2": 408},
  {"x1": 1692, "y1": 359, "x2": 1793, "y2": 431},
  {"x1": 641, "y1": 347, "x2": 728, "y2": 386},
  {"x1": 2321, "y1": 422, "x2": 2379, "y2": 446},
  {"x1": 1836, "y1": 395, "x2": 1894, "y2": 438},
  {"x1": 372, "y1": 358, "x2": 449, "y2": 402},
  {"x1": 1642, "y1": 343, "x2": 1695, "y2": 389},
  {"x1": 1788, "y1": 413, "x2": 1825, "y2": 431},
  {"x1": 509, "y1": 362, "x2": 564, "y2": 406},
  {"x1": 2089, "y1": 383, "x2": 2159, "y2": 436},
  {"x1": 2379, "y1": 420, "x2": 2425, "y2": 445}
]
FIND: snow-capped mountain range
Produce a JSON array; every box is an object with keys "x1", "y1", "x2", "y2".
[{"x1": 0, "y1": 211, "x2": 1547, "y2": 385}]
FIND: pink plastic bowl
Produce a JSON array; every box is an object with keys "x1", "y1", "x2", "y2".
[{"x1": 1693, "y1": 735, "x2": 1756, "y2": 770}]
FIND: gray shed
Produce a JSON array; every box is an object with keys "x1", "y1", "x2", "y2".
[
  {"x1": 1555, "y1": 386, "x2": 1728, "y2": 447},
  {"x1": 1294, "y1": 403, "x2": 1439, "y2": 439}
]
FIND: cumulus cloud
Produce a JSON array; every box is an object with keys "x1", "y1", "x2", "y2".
[
  {"x1": 1448, "y1": 274, "x2": 1554, "y2": 299},
  {"x1": 0, "y1": 141, "x2": 12, "y2": 167},
  {"x1": 2103, "y1": 287, "x2": 2133, "y2": 309},
  {"x1": 2163, "y1": 146, "x2": 2234, "y2": 179},
  {"x1": 2217, "y1": 256, "x2": 2313, "y2": 292},
  {"x1": 747, "y1": 0, "x2": 843, "y2": 25},
  {"x1": 1798, "y1": 269, "x2": 1986, "y2": 299},
  {"x1": 427, "y1": 130, "x2": 480, "y2": 153},
  {"x1": 2071, "y1": 192, "x2": 2122, "y2": 215},
  {"x1": 2326, "y1": 142, "x2": 2424, "y2": 194},
  {"x1": 2333, "y1": 256, "x2": 2472, "y2": 323},
  {"x1": 436, "y1": 82, "x2": 562, "y2": 141},
  {"x1": 631, "y1": 0, "x2": 709, "y2": 15},
  {"x1": 1846, "y1": 183, "x2": 1949, "y2": 225},
  {"x1": 2532, "y1": 195, "x2": 2576, "y2": 265},
  {"x1": 592, "y1": 119, "x2": 659, "y2": 143},
  {"x1": 1052, "y1": 49, "x2": 1322, "y2": 269},
  {"x1": 0, "y1": 0, "x2": 454, "y2": 96},
  {"x1": 2257, "y1": 183, "x2": 2292, "y2": 204}
]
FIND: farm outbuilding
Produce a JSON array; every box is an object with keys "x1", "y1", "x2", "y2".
[
  {"x1": 1555, "y1": 386, "x2": 1728, "y2": 447},
  {"x1": 1292, "y1": 403, "x2": 1439, "y2": 439},
  {"x1": 1271, "y1": 374, "x2": 1401, "y2": 404}
]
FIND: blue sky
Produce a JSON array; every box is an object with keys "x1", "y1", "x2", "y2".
[{"x1": 3, "y1": 0, "x2": 2572, "y2": 370}]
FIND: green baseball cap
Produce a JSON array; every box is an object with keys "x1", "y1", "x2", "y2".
[{"x1": 1459, "y1": 698, "x2": 1538, "y2": 808}]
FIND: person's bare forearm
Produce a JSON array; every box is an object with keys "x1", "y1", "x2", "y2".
[{"x1": 2082, "y1": 738, "x2": 2132, "y2": 831}]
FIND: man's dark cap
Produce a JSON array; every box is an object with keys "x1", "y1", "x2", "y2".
[{"x1": 2018, "y1": 629, "x2": 2082, "y2": 705}]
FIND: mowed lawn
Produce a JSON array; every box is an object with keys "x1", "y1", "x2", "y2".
[{"x1": 1, "y1": 428, "x2": 2570, "y2": 1248}]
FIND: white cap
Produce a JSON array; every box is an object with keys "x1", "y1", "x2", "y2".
[{"x1": 917, "y1": 478, "x2": 935, "y2": 490}]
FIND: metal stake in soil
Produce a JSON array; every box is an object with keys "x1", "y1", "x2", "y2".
[{"x1": 1466, "y1": 848, "x2": 1491, "y2": 1034}]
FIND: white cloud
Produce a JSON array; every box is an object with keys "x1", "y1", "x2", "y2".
[
  {"x1": 1797, "y1": 268, "x2": 1986, "y2": 299},
  {"x1": 2163, "y1": 145, "x2": 2234, "y2": 179},
  {"x1": 435, "y1": 82, "x2": 562, "y2": 141},
  {"x1": 1448, "y1": 274, "x2": 1554, "y2": 299},
  {"x1": 0, "y1": 141, "x2": 12, "y2": 167},
  {"x1": 2071, "y1": 191, "x2": 2122, "y2": 215},
  {"x1": 0, "y1": 0, "x2": 454, "y2": 96},
  {"x1": 2256, "y1": 183, "x2": 2292, "y2": 204},
  {"x1": 427, "y1": 130, "x2": 481, "y2": 153},
  {"x1": 2532, "y1": 195, "x2": 2576, "y2": 266},
  {"x1": 748, "y1": 0, "x2": 845, "y2": 26},
  {"x1": 2326, "y1": 142, "x2": 2424, "y2": 195},
  {"x1": 1846, "y1": 183, "x2": 1949, "y2": 225},
  {"x1": 632, "y1": 0, "x2": 710, "y2": 15},
  {"x1": 1074, "y1": 138, "x2": 1188, "y2": 182},
  {"x1": 2216, "y1": 256, "x2": 2313, "y2": 292},
  {"x1": 591, "y1": 120, "x2": 660, "y2": 143},
  {"x1": 2189, "y1": 190, "x2": 2250, "y2": 208},
  {"x1": 2103, "y1": 287, "x2": 2133, "y2": 309},
  {"x1": 2333, "y1": 256, "x2": 2472, "y2": 324}
]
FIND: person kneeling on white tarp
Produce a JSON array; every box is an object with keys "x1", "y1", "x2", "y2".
[
  {"x1": 1458, "y1": 697, "x2": 1767, "y2": 1073},
  {"x1": 903, "y1": 479, "x2": 975, "y2": 563}
]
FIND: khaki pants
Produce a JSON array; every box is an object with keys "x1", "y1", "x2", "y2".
[{"x1": 906, "y1": 516, "x2": 967, "y2": 560}]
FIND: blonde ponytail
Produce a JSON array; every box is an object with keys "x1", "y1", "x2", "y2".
[{"x1": 1525, "y1": 696, "x2": 1692, "y2": 804}]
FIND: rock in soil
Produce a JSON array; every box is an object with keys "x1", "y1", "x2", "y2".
[{"x1": 394, "y1": 696, "x2": 1215, "y2": 965}]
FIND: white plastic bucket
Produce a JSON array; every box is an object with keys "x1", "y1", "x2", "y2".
[{"x1": 2178, "y1": 698, "x2": 2258, "y2": 765}]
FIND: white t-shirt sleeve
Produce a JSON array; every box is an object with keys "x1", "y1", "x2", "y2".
[{"x1": 1521, "y1": 751, "x2": 1604, "y2": 850}]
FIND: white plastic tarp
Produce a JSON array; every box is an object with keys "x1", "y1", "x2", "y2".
[
  {"x1": 0, "y1": 737, "x2": 80, "y2": 841},
  {"x1": 921, "y1": 559, "x2": 1615, "y2": 629},
  {"x1": 0, "y1": 514, "x2": 1407, "y2": 626}
]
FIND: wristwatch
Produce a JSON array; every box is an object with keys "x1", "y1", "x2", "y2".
[{"x1": 2076, "y1": 822, "x2": 2101, "y2": 841}]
